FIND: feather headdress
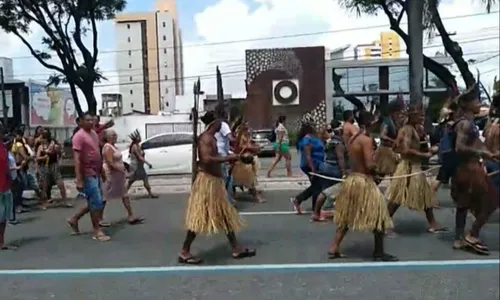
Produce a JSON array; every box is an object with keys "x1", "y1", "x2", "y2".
[{"x1": 128, "y1": 129, "x2": 140, "y2": 141}]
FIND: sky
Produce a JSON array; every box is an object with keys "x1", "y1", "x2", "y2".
[{"x1": 0, "y1": 0, "x2": 498, "y2": 112}]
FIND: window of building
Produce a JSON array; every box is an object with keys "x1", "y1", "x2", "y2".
[
  {"x1": 163, "y1": 48, "x2": 167, "y2": 54},
  {"x1": 163, "y1": 35, "x2": 166, "y2": 41},
  {"x1": 129, "y1": 63, "x2": 132, "y2": 68},
  {"x1": 129, "y1": 76, "x2": 133, "y2": 81},
  {"x1": 165, "y1": 88, "x2": 169, "y2": 93},
  {"x1": 164, "y1": 75, "x2": 168, "y2": 80},
  {"x1": 130, "y1": 89, "x2": 133, "y2": 95},
  {"x1": 127, "y1": 37, "x2": 131, "y2": 42},
  {"x1": 131, "y1": 103, "x2": 134, "y2": 108},
  {"x1": 128, "y1": 50, "x2": 131, "y2": 56},
  {"x1": 163, "y1": 22, "x2": 166, "y2": 27},
  {"x1": 127, "y1": 24, "x2": 130, "y2": 29}
]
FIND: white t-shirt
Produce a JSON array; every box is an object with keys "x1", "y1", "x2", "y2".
[{"x1": 215, "y1": 121, "x2": 231, "y2": 156}]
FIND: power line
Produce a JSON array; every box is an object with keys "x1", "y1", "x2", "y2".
[
  {"x1": 16, "y1": 37, "x2": 498, "y2": 80},
  {"x1": 7, "y1": 11, "x2": 499, "y2": 60},
  {"x1": 15, "y1": 37, "x2": 500, "y2": 80}
]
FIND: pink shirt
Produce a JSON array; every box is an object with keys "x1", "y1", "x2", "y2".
[{"x1": 72, "y1": 129, "x2": 102, "y2": 177}]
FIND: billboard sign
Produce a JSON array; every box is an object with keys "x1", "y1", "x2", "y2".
[{"x1": 29, "y1": 82, "x2": 77, "y2": 127}]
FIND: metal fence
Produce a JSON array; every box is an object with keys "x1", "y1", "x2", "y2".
[{"x1": 145, "y1": 122, "x2": 204, "y2": 139}]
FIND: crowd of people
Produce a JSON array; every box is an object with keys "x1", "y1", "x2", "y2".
[
  {"x1": 177, "y1": 85, "x2": 499, "y2": 264},
  {"x1": 0, "y1": 86, "x2": 498, "y2": 264},
  {"x1": 0, "y1": 113, "x2": 157, "y2": 248}
]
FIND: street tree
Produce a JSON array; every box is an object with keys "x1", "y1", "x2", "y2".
[
  {"x1": 0, "y1": 0, "x2": 127, "y2": 116},
  {"x1": 338, "y1": 0, "x2": 497, "y2": 91}
]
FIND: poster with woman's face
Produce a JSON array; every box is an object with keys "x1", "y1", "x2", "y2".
[
  {"x1": 30, "y1": 92, "x2": 51, "y2": 125},
  {"x1": 63, "y1": 98, "x2": 77, "y2": 125}
]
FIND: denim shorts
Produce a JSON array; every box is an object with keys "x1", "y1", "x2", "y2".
[
  {"x1": 83, "y1": 176, "x2": 104, "y2": 211},
  {"x1": 0, "y1": 190, "x2": 13, "y2": 223}
]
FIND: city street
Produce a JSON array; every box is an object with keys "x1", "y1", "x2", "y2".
[{"x1": 1, "y1": 189, "x2": 498, "y2": 300}]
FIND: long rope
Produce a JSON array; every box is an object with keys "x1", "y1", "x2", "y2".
[{"x1": 309, "y1": 164, "x2": 499, "y2": 182}]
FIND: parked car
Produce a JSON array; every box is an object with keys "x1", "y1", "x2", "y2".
[
  {"x1": 122, "y1": 132, "x2": 194, "y2": 175},
  {"x1": 251, "y1": 129, "x2": 275, "y2": 156}
]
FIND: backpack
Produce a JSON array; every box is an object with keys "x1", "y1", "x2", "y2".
[
  {"x1": 438, "y1": 118, "x2": 467, "y2": 174},
  {"x1": 269, "y1": 128, "x2": 277, "y2": 143}
]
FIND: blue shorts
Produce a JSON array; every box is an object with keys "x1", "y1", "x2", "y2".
[
  {"x1": 83, "y1": 176, "x2": 104, "y2": 211},
  {"x1": 0, "y1": 190, "x2": 13, "y2": 223}
]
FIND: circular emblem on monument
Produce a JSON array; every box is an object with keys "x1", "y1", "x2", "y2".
[{"x1": 273, "y1": 80, "x2": 298, "y2": 105}]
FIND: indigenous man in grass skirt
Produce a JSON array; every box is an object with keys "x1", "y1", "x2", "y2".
[
  {"x1": 328, "y1": 110, "x2": 397, "y2": 262},
  {"x1": 452, "y1": 86, "x2": 499, "y2": 255},
  {"x1": 178, "y1": 111, "x2": 256, "y2": 265},
  {"x1": 374, "y1": 100, "x2": 404, "y2": 177},
  {"x1": 385, "y1": 104, "x2": 447, "y2": 234}
]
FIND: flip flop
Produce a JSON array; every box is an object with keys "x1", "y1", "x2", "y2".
[
  {"x1": 464, "y1": 237, "x2": 490, "y2": 255},
  {"x1": 66, "y1": 220, "x2": 81, "y2": 235},
  {"x1": 328, "y1": 252, "x2": 347, "y2": 259},
  {"x1": 373, "y1": 253, "x2": 399, "y2": 262},
  {"x1": 128, "y1": 217, "x2": 145, "y2": 225},
  {"x1": 232, "y1": 248, "x2": 256, "y2": 259},
  {"x1": 427, "y1": 227, "x2": 449, "y2": 234},
  {"x1": 178, "y1": 255, "x2": 203, "y2": 265},
  {"x1": 0, "y1": 245, "x2": 18, "y2": 251},
  {"x1": 92, "y1": 234, "x2": 111, "y2": 242},
  {"x1": 99, "y1": 222, "x2": 112, "y2": 228}
]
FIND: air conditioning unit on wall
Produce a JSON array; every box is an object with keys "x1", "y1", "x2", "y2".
[{"x1": 272, "y1": 79, "x2": 300, "y2": 106}]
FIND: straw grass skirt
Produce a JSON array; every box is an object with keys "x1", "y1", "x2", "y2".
[
  {"x1": 334, "y1": 173, "x2": 393, "y2": 232},
  {"x1": 185, "y1": 171, "x2": 244, "y2": 235},
  {"x1": 385, "y1": 160, "x2": 432, "y2": 211},
  {"x1": 374, "y1": 145, "x2": 399, "y2": 175},
  {"x1": 232, "y1": 161, "x2": 257, "y2": 188}
]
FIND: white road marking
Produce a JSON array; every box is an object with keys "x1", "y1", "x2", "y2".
[{"x1": 0, "y1": 260, "x2": 497, "y2": 276}]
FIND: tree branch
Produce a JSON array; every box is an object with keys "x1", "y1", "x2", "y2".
[
  {"x1": 331, "y1": 69, "x2": 366, "y2": 110},
  {"x1": 11, "y1": 31, "x2": 64, "y2": 73}
]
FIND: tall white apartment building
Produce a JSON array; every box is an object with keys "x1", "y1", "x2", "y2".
[{"x1": 115, "y1": 0, "x2": 184, "y2": 115}]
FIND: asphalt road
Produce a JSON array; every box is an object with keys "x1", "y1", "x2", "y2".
[{"x1": 1, "y1": 189, "x2": 498, "y2": 300}]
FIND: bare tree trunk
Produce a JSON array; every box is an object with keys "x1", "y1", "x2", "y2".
[
  {"x1": 408, "y1": 0, "x2": 425, "y2": 105},
  {"x1": 68, "y1": 83, "x2": 83, "y2": 117},
  {"x1": 80, "y1": 84, "x2": 97, "y2": 115}
]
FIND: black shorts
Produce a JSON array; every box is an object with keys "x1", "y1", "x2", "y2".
[{"x1": 436, "y1": 164, "x2": 452, "y2": 184}]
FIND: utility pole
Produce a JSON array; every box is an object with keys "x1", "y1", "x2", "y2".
[
  {"x1": 407, "y1": 0, "x2": 424, "y2": 105},
  {"x1": 0, "y1": 67, "x2": 7, "y2": 127}
]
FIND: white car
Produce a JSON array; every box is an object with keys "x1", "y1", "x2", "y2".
[{"x1": 122, "y1": 132, "x2": 194, "y2": 175}]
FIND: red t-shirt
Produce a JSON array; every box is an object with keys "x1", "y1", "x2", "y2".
[
  {"x1": 0, "y1": 144, "x2": 11, "y2": 192},
  {"x1": 72, "y1": 129, "x2": 102, "y2": 177}
]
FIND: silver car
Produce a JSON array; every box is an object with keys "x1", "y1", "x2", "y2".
[{"x1": 251, "y1": 129, "x2": 275, "y2": 156}]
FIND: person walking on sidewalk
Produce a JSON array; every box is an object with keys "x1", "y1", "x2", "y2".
[
  {"x1": 178, "y1": 111, "x2": 256, "y2": 265},
  {"x1": 66, "y1": 112, "x2": 110, "y2": 242},
  {"x1": 267, "y1": 115, "x2": 292, "y2": 178}
]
